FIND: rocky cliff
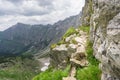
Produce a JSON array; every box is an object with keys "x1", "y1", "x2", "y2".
[{"x1": 82, "y1": 0, "x2": 120, "y2": 80}]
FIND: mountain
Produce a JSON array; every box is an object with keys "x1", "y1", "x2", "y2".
[
  {"x1": 0, "y1": 13, "x2": 81, "y2": 56},
  {"x1": 33, "y1": 0, "x2": 120, "y2": 80}
]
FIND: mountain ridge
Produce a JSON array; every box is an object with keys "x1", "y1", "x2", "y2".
[{"x1": 0, "y1": 13, "x2": 81, "y2": 56}]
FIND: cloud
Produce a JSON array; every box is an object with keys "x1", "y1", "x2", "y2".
[{"x1": 0, "y1": 0, "x2": 85, "y2": 31}]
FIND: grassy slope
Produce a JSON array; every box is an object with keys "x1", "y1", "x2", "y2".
[
  {"x1": 32, "y1": 65, "x2": 70, "y2": 80},
  {"x1": 0, "y1": 56, "x2": 39, "y2": 80}
]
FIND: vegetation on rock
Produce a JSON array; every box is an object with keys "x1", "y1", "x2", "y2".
[
  {"x1": 50, "y1": 27, "x2": 78, "y2": 48},
  {"x1": 79, "y1": 26, "x2": 90, "y2": 34},
  {"x1": 63, "y1": 27, "x2": 78, "y2": 39},
  {"x1": 76, "y1": 40, "x2": 101, "y2": 80},
  {"x1": 34, "y1": 26, "x2": 101, "y2": 80},
  {"x1": 50, "y1": 44, "x2": 57, "y2": 49},
  {"x1": 76, "y1": 65, "x2": 101, "y2": 80}
]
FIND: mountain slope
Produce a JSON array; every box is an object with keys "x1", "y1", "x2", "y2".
[
  {"x1": 0, "y1": 13, "x2": 81, "y2": 56},
  {"x1": 32, "y1": 26, "x2": 101, "y2": 80}
]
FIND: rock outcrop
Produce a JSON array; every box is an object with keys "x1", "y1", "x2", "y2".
[
  {"x1": 81, "y1": 0, "x2": 93, "y2": 26},
  {"x1": 82, "y1": 0, "x2": 120, "y2": 80},
  {"x1": 50, "y1": 28, "x2": 88, "y2": 80},
  {"x1": 50, "y1": 29, "x2": 88, "y2": 69}
]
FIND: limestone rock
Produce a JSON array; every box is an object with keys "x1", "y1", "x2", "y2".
[
  {"x1": 53, "y1": 44, "x2": 68, "y2": 51},
  {"x1": 82, "y1": 0, "x2": 120, "y2": 79},
  {"x1": 49, "y1": 50, "x2": 69, "y2": 69},
  {"x1": 76, "y1": 45, "x2": 86, "y2": 53},
  {"x1": 69, "y1": 44, "x2": 78, "y2": 49}
]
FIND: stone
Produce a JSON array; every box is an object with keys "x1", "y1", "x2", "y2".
[
  {"x1": 53, "y1": 44, "x2": 68, "y2": 51},
  {"x1": 76, "y1": 45, "x2": 86, "y2": 53},
  {"x1": 69, "y1": 44, "x2": 77, "y2": 49},
  {"x1": 82, "y1": 0, "x2": 120, "y2": 79},
  {"x1": 70, "y1": 59, "x2": 88, "y2": 67},
  {"x1": 50, "y1": 50, "x2": 69, "y2": 69},
  {"x1": 75, "y1": 37, "x2": 84, "y2": 44}
]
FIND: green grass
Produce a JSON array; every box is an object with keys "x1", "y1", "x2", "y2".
[
  {"x1": 57, "y1": 27, "x2": 78, "y2": 45},
  {"x1": 50, "y1": 27, "x2": 78, "y2": 48},
  {"x1": 71, "y1": 39, "x2": 78, "y2": 44},
  {"x1": 76, "y1": 65, "x2": 101, "y2": 80},
  {"x1": 32, "y1": 65, "x2": 70, "y2": 80},
  {"x1": 86, "y1": 40, "x2": 99, "y2": 65},
  {"x1": 57, "y1": 40, "x2": 66, "y2": 45},
  {"x1": 76, "y1": 40, "x2": 101, "y2": 80},
  {"x1": 63, "y1": 27, "x2": 78, "y2": 39},
  {"x1": 50, "y1": 44, "x2": 57, "y2": 49},
  {"x1": 0, "y1": 56, "x2": 39, "y2": 80},
  {"x1": 79, "y1": 26, "x2": 90, "y2": 34},
  {"x1": 0, "y1": 69, "x2": 35, "y2": 80}
]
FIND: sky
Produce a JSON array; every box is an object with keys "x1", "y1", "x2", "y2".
[{"x1": 0, "y1": 0, "x2": 85, "y2": 31}]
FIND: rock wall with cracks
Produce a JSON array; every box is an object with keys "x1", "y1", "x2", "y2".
[{"x1": 82, "y1": 0, "x2": 120, "y2": 80}]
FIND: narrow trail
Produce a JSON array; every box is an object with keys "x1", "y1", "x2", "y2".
[
  {"x1": 63, "y1": 31, "x2": 88, "y2": 80},
  {"x1": 63, "y1": 66, "x2": 76, "y2": 80},
  {"x1": 70, "y1": 66, "x2": 76, "y2": 77},
  {"x1": 62, "y1": 30, "x2": 88, "y2": 80}
]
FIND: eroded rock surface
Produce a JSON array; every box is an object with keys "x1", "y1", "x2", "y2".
[{"x1": 82, "y1": 0, "x2": 120, "y2": 79}]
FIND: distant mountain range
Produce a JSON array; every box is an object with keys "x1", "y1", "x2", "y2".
[{"x1": 0, "y1": 13, "x2": 81, "y2": 56}]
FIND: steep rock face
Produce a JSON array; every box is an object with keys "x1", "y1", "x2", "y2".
[
  {"x1": 81, "y1": 0, "x2": 93, "y2": 26},
  {"x1": 82, "y1": 0, "x2": 120, "y2": 79}
]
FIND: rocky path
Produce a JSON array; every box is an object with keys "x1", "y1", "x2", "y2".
[
  {"x1": 63, "y1": 66, "x2": 76, "y2": 80},
  {"x1": 50, "y1": 29, "x2": 89, "y2": 80},
  {"x1": 62, "y1": 30, "x2": 88, "y2": 80}
]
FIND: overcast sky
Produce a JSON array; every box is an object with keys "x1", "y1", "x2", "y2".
[{"x1": 0, "y1": 0, "x2": 85, "y2": 31}]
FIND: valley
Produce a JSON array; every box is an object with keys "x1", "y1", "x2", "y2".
[
  {"x1": 0, "y1": 55, "x2": 39, "y2": 80},
  {"x1": 0, "y1": 13, "x2": 81, "y2": 80}
]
